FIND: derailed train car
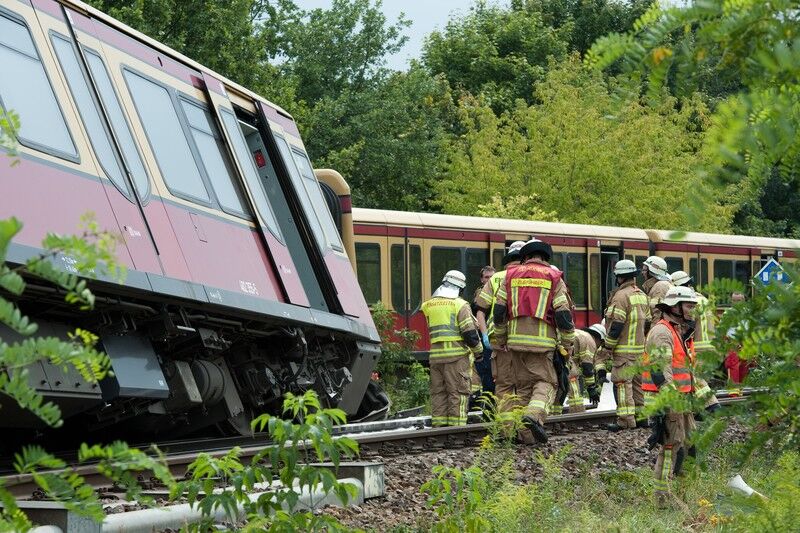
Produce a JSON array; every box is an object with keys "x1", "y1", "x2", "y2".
[{"x1": 0, "y1": 0, "x2": 385, "y2": 437}]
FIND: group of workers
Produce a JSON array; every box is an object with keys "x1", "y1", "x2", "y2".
[{"x1": 421, "y1": 240, "x2": 728, "y2": 506}]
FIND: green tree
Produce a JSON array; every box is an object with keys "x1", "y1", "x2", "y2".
[{"x1": 434, "y1": 57, "x2": 732, "y2": 231}]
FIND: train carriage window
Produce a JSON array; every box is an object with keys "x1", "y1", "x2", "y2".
[
  {"x1": 590, "y1": 253, "x2": 600, "y2": 310},
  {"x1": 690, "y1": 258, "x2": 708, "y2": 286},
  {"x1": 430, "y1": 247, "x2": 462, "y2": 294},
  {"x1": 83, "y1": 50, "x2": 150, "y2": 199},
  {"x1": 0, "y1": 14, "x2": 77, "y2": 160},
  {"x1": 565, "y1": 253, "x2": 587, "y2": 306},
  {"x1": 288, "y1": 147, "x2": 345, "y2": 252},
  {"x1": 735, "y1": 260, "x2": 751, "y2": 287},
  {"x1": 409, "y1": 245, "x2": 422, "y2": 311},
  {"x1": 218, "y1": 109, "x2": 282, "y2": 240},
  {"x1": 355, "y1": 243, "x2": 381, "y2": 305},
  {"x1": 713, "y1": 259, "x2": 733, "y2": 282},
  {"x1": 179, "y1": 99, "x2": 249, "y2": 217},
  {"x1": 465, "y1": 248, "x2": 489, "y2": 301},
  {"x1": 50, "y1": 35, "x2": 129, "y2": 196},
  {"x1": 492, "y1": 249, "x2": 504, "y2": 269},
  {"x1": 123, "y1": 70, "x2": 209, "y2": 203},
  {"x1": 390, "y1": 244, "x2": 404, "y2": 311},
  {"x1": 665, "y1": 256, "x2": 684, "y2": 274},
  {"x1": 550, "y1": 252, "x2": 564, "y2": 272}
]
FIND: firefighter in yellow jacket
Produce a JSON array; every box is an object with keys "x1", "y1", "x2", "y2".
[
  {"x1": 493, "y1": 239, "x2": 576, "y2": 443},
  {"x1": 670, "y1": 271, "x2": 720, "y2": 414},
  {"x1": 569, "y1": 323, "x2": 606, "y2": 412},
  {"x1": 595, "y1": 259, "x2": 651, "y2": 431},
  {"x1": 474, "y1": 241, "x2": 526, "y2": 411},
  {"x1": 422, "y1": 270, "x2": 483, "y2": 427},
  {"x1": 641, "y1": 285, "x2": 699, "y2": 507}
]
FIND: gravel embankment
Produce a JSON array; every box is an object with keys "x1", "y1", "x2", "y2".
[{"x1": 324, "y1": 424, "x2": 746, "y2": 531}]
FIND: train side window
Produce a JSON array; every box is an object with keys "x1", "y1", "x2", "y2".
[
  {"x1": 84, "y1": 50, "x2": 150, "y2": 199},
  {"x1": 272, "y1": 137, "x2": 324, "y2": 250},
  {"x1": 218, "y1": 110, "x2": 283, "y2": 240},
  {"x1": 0, "y1": 14, "x2": 77, "y2": 160},
  {"x1": 390, "y1": 244, "x2": 405, "y2": 311},
  {"x1": 179, "y1": 99, "x2": 249, "y2": 217},
  {"x1": 465, "y1": 248, "x2": 489, "y2": 301},
  {"x1": 409, "y1": 245, "x2": 422, "y2": 311},
  {"x1": 734, "y1": 260, "x2": 750, "y2": 288},
  {"x1": 355, "y1": 243, "x2": 381, "y2": 305},
  {"x1": 492, "y1": 249, "x2": 504, "y2": 269},
  {"x1": 123, "y1": 69, "x2": 209, "y2": 203},
  {"x1": 50, "y1": 35, "x2": 129, "y2": 196},
  {"x1": 713, "y1": 259, "x2": 733, "y2": 282},
  {"x1": 430, "y1": 247, "x2": 462, "y2": 294},
  {"x1": 665, "y1": 256, "x2": 683, "y2": 273},
  {"x1": 690, "y1": 258, "x2": 708, "y2": 286},
  {"x1": 590, "y1": 253, "x2": 600, "y2": 311},
  {"x1": 550, "y1": 252, "x2": 564, "y2": 271},
  {"x1": 289, "y1": 149, "x2": 345, "y2": 252},
  {"x1": 566, "y1": 253, "x2": 587, "y2": 306}
]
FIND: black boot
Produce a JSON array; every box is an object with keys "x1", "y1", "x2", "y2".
[
  {"x1": 606, "y1": 423, "x2": 627, "y2": 432},
  {"x1": 523, "y1": 415, "x2": 548, "y2": 443},
  {"x1": 636, "y1": 418, "x2": 650, "y2": 429},
  {"x1": 705, "y1": 402, "x2": 721, "y2": 414},
  {"x1": 673, "y1": 447, "x2": 687, "y2": 477}
]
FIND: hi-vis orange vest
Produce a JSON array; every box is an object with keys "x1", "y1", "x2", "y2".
[
  {"x1": 504, "y1": 261, "x2": 562, "y2": 326},
  {"x1": 642, "y1": 319, "x2": 695, "y2": 393}
]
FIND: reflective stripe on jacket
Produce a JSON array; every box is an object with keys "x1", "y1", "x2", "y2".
[{"x1": 421, "y1": 297, "x2": 478, "y2": 361}]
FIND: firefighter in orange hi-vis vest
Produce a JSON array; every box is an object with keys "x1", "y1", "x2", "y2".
[
  {"x1": 641, "y1": 285, "x2": 699, "y2": 508},
  {"x1": 493, "y1": 239, "x2": 576, "y2": 444}
]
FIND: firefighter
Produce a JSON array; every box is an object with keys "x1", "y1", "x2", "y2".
[
  {"x1": 472, "y1": 265, "x2": 497, "y2": 395},
  {"x1": 493, "y1": 239, "x2": 576, "y2": 443},
  {"x1": 570, "y1": 323, "x2": 606, "y2": 412},
  {"x1": 595, "y1": 259, "x2": 651, "y2": 431},
  {"x1": 640, "y1": 285, "x2": 699, "y2": 507},
  {"x1": 642, "y1": 256, "x2": 672, "y2": 325},
  {"x1": 475, "y1": 241, "x2": 526, "y2": 413},
  {"x1": 550, "y1": 265, "x2": 574, "y2": 416},
  {"x1": 422, "y1": 270, "x2": 483, "y2": 427},
  {"x1": 670, "y1": 271, "x2": 720, "y2": 413}
]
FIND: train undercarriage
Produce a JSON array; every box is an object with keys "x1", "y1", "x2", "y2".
[{"x1": 0, "y1": 275, "x2": 388, "y2": 447}]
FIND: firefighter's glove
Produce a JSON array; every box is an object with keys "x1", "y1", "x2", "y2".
[
  {"x1": 481, "y1": 332, "x2": 490, "y2": 349},
  {"x1": 587, "y1": 384, "x2": 601, "y2": 405},
  {"x1": 597, "y1": 368, "x2": 608, "y2": 384},
  {"x1": 647, "y1": 415, "x2": 666, "y2": 450}
]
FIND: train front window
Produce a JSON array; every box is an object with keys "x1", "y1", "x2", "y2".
[
  {"x1": 51, "y1": 35, "x2": 129, "y2": 196},
  {"x1": 0, "y1": 14, "x2": 77, "y2": 160},
  {"x1": 179, "y1": 99, "x2": 249, "y2": 217},
  {"x1": 84, "y1": 50, "x2": 150, "y2": 199},
  {"x1": 123, "y1": 70, "x2": 209, "y2": 203},
  {"x1": 355, "y1": 243, "x2": 381, "y2": 304}
]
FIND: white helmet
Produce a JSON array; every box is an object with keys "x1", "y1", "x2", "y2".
[
  {"x1": 613, "y1": 259, "x2": 638, "y2": 276},
  {"x1": 442, "y1": 270, "x2": 466, "y2": 289},
  {"x1": 660, "y1": 285, "x2": 698, "y2": 306},
  {"x1": 508, "y1": 240, "x2": 526, "y2": 254},
  {"x1": 643, "y1": 256, "x2": 669, "y2": 279},
  {"x1": 585, "y1": 323, "x2": 606, "y2": 342},
  {"x1": 670, "y1": 270, "x2": 692, "y2": 287}
]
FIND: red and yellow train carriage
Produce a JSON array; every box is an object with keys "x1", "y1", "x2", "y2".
[{"x1": 350, "y1": 209, "x2": 799, "y2": 358}]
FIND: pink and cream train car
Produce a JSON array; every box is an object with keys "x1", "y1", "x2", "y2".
[{"x1": 0, "y1": 0, "x2": 382, "y2": 437}]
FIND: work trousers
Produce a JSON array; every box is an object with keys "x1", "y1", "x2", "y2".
[
  {"x1": 510, "y1": 349, "x2": 557, "y2": 425},
  {"x1": 492, "y1": 348, "x2": 515, "y2": 413},
  {"x1": 430, "y1": 357, "x2": 470, "y2": 427},
  {"x1": 655, "y1": 411, "x2": 695, "y2": 501},
  {"x1": 632, "y1": 374, "x2": 645, "y2": 419},
  {"x1": 612, "y1": 355, "x2": 637, "y2": 428}
]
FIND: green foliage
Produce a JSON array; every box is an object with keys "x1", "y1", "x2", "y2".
[
  {"x1": 370, "y1": 302, "x2": 428, "y2": 413},
  {"x1": 175, "y1": 390, "x2": 359, "y2": 532},
  {"x1": 0, "y1": 106, "x2": 20, "y2": 157},
  {"x1": 434, "y1": 57, "x2": 732, "y2": 231},
  {"x1": 422, "y1": 465, "x2": 490, "y2": 533}
]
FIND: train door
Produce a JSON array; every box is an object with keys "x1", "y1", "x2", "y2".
[
  {"x1": 198, "y1": 73, "x2": 310, "y2": 307},
  {"x1": 50, "y1": 5, "x2": 164, "y2": 276},
  {"x1": 600, "y1": 246, "x2": 621, "y2": 313},
  {"x1": 388, "y1": 233, "x2": 424, "y2": 333}
]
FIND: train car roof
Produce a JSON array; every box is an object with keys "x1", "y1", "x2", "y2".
[
  {"x1": 65, "y1": 0, "x2": 292, "y2": 119},
  {"x1": 354, "y1": 208, "x2": 800, "y2": 250}
]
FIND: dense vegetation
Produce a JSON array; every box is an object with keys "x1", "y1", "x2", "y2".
[{"x1": 87, "y1": 0, "x2": 800, "y2": 236}]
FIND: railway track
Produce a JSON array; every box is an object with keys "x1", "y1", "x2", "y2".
[{"x1": 2, "y1": 391, "x2": 752, "y2": 499}]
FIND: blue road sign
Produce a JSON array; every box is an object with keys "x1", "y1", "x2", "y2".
[{"x1": 754, "y1": 258, "x2": 789, "y2": 285}]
